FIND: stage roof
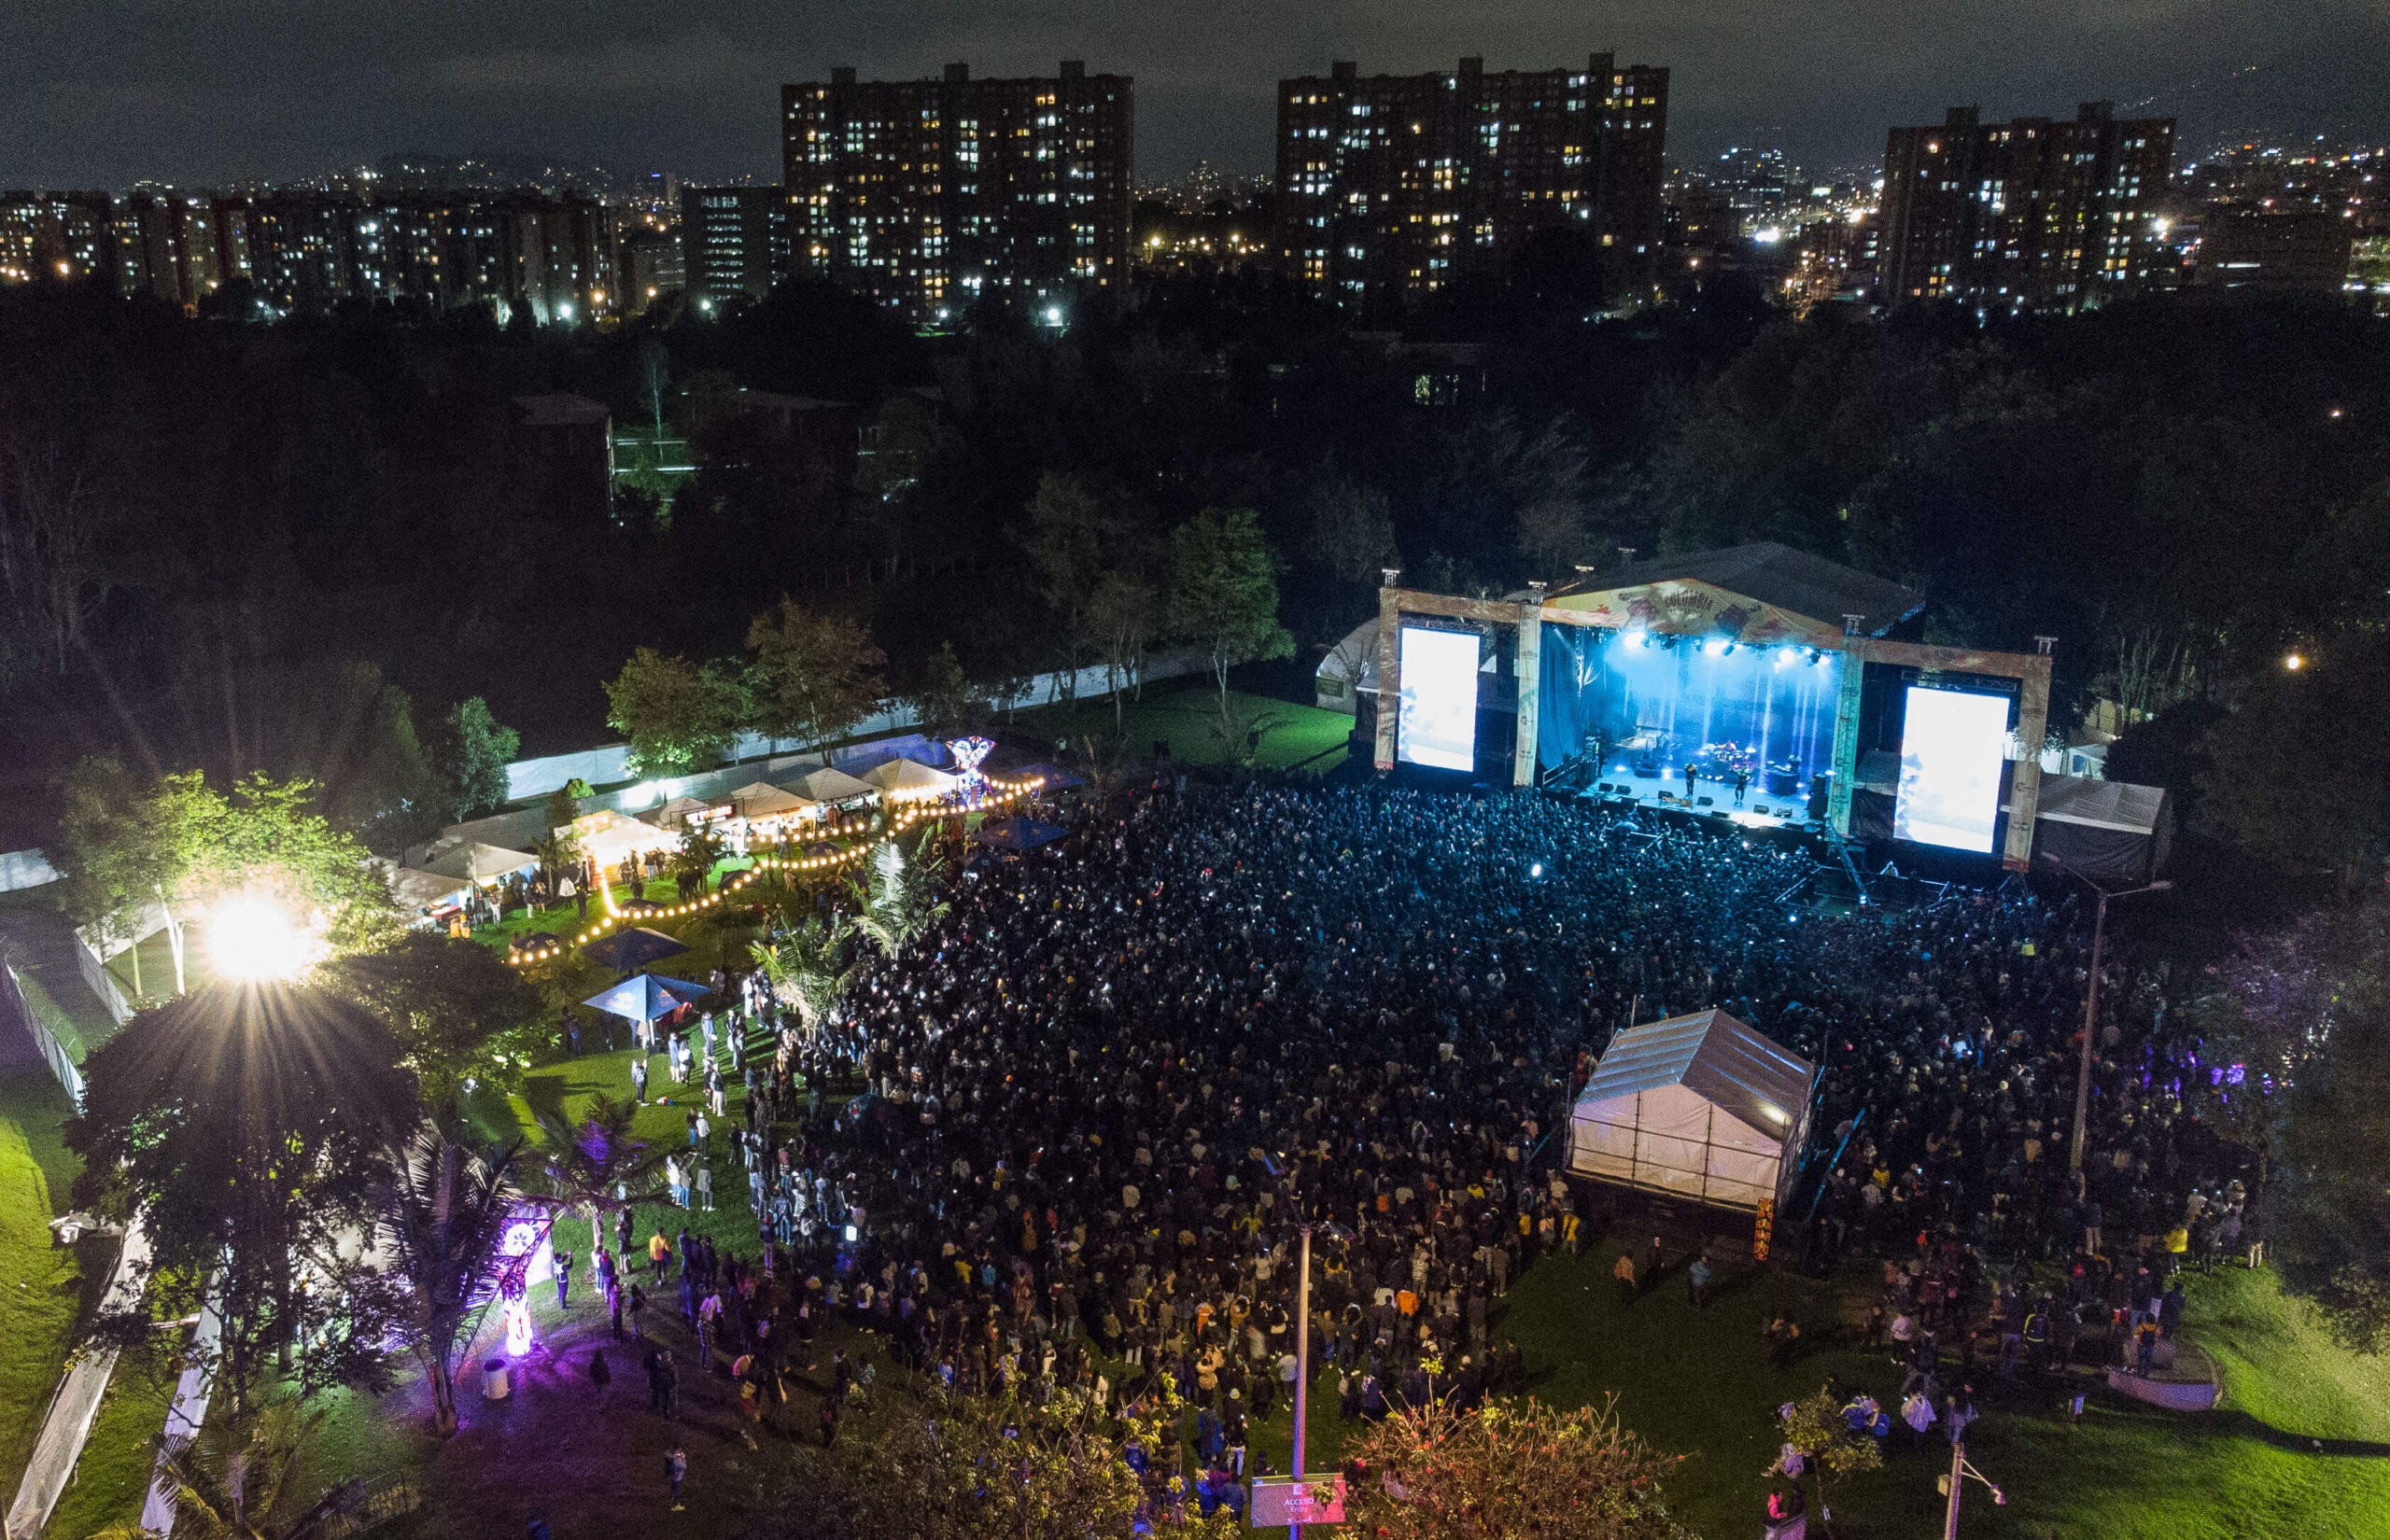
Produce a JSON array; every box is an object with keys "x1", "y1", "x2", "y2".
[{"x1": 1534, "y1": 542, "x2": 1924, "y2": 640}]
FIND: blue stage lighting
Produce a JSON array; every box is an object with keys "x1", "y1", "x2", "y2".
[
  {"x1": 1775, "y1": 647, "x2": 1798, "y2": 666},
  {"x1": 1703, "y1": 637, "x2": 1729, "y2": 657}
]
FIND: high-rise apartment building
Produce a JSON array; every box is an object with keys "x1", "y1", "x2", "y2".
[
  {"x1": 1272, "y1": 53, "x2": 1668, "y2": 306},
  {"x1": 780, "y1": 61, "x2": 1134, "y2": 320},
  {"x1": 1877, "y1": 103, "x2": 2173, "y2": 311},
  {"x1": 679, "y1": 187, "x2": 787, "y2": 304},
  {"x1": 3, "y1": 188, "x2": 626, "y2": 322}
]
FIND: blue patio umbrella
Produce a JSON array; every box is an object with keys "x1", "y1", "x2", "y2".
[
  {"x1": 1015, "y1": 763, "x2": 1083, "y2": 790},
  {"x1": 582, "y1": 973, "x2": 710, "y2": 1024},
  {"x1": 580, "y1": 926, "x2": 688, "y2": 973},
  {"x1": 974, "y1": 816, "x2": 1069, "y2": 852}
]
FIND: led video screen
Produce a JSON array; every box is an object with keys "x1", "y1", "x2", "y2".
[
  {"x1": 1398, "y1": 626, "x2": 1481, "y2": 772},
  {"x1": 1894, "y1": 686, "x2": 2010, "y2": 853}
]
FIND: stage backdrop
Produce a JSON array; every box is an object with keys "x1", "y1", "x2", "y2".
[{"x1": 1539, "y1": 624, "x2": 1843, "y2": 789}]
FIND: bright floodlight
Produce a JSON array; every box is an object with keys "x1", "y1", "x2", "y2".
[{"x1": 206, "y1": 893, "x2": 317, "y2": 982}]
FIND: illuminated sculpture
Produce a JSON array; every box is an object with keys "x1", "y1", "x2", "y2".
[
  {"x1": 496, "y1": 1218, "x2": 544, "y2": 1358},
  {"x1": 948, "y1": 735, "x2": 994, "y2": 785}
]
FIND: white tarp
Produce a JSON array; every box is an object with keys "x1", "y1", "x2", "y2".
[
  {"x1": 796, "y1": 767, "x2": 879, "y2": 805},
  {"x1": 726, "y1": 782, "x2": 818, "y2": 820},
  {"x1": 862, "y1": 759, "x2": 959, "y2": 798},
  {"x1": 1568, "y1": 1009, "x2": 1816, "y2": 1213},
  {"x1": 422, "y1": 842, "x2": 539, "y2": 884},
  {"x1": 7, "y1": 1212, "x2": 151, "y2": 1540}
]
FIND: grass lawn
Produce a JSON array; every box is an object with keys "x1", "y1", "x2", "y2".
[
  {"x1": 1014, "y1": 686, "x2": 1355, "y2": 774},
  {"x1": 0, "y1": 1070, "x2": 83, "y2": 1507}
]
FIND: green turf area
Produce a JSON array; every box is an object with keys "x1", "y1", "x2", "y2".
[
  {"x1": 0, "y1": 1070, "x2": 83, "y2": 1506},
  {"x1": 1015, "y1": 686, "x2": 1355, "y2": 774},
  {"x1": 41, "y1": 1345, "x2": 176, "y2": 1540}
]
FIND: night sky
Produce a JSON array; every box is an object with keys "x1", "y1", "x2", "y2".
[{"x1": 6, "y1": 0, "x2": 2388, "y2": 189}]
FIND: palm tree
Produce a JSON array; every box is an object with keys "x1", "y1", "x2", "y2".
[
  {"x1": 668, "y1": 826, "x2": 727, "y2": 898},
  {"x1": 527, "y1": 1091, "x2": 667, "y2": 1260},
  {"x1": 531, "y1": 829, "x2": 582, "y2": 888},
  {"x1": 373, "y1": 1127, "x2": 523, "y2": 1436},
  {"x1": 848, "y1": 827, "x2": 949, "y2": 959},
  {"x1": 92, "y1": 1401, "x2": 318, "y2": 1540},
  {"x1": 751, "y1": 913, "x2": 859, "y2": 1038}
]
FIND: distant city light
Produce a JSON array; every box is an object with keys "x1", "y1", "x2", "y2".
[{"x1": 2285, "y1": 652, "x2": 2305, "y2": 670}]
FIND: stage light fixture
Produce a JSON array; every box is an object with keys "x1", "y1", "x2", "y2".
[
  {"x1": 1527, "y1": 861, "x2": 1546, "y2": 879},
  {"x1": 1775, "y1": 647, "x2": 1798, "y2": 666},
  {"x1": 1703, "y1": 637, "x2": 1728, "y2": 657}
]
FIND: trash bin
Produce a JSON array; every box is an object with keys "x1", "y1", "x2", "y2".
[{"x1": 482, "y1": 1356, "x2": 511, "y2": 1401}]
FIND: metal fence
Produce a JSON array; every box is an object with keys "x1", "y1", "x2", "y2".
[{"x1": 0, "y1": 959, "x2": 83, "y2": 1108}]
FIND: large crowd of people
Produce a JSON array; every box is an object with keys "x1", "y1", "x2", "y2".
[{"x1": 613, "y1": 776, "x2": 2247, "y2": 1492}]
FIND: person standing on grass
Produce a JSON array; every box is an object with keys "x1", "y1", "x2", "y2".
[
  {"x1": 1688, "y1": 1253, "x2": 1712, "y2": 1309},
  {"x1": 1612, "y1": 1251, "x2": 1636, "y2": 1305},
  {"x1": 610, "y1": 1275, "x2": 626, "y2": 1340},
  {"x1": 665, "y1": 1442, "x2": 686, "y2": 1511},
  {"x1": 649, "y1": 1227, "x2": 671, "y2": 1282},
  {"x1": 588, "y1": 1346, "x2": 612, "y2": 1397},
  {"x1": 631, "y1": 1055, "x2": 649, "y2": 1104},
  {"x1": 696, "y1": 1163, "x2": 714, "y2": 1211},
  {"x1": 553, "y1": 1248, "x2": 573, "y2": 1310}
]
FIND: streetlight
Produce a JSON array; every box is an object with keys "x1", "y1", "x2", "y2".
[
  {"x1": 204, "y1": 890, "x2": 322, "y2": 982},
  {"x1": 1287, "y1": 1211, "x2": 1353, "y2": 1537},
  {"x1": 1939, "y1": 1440, "x2": 2005, "y2": 1536},
  {"x1": 2040, "y1": 855, "x2": 2172, "y2": 1172}
]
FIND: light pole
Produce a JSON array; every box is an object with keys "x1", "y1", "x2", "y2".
[
  {"x1": 1290, "y1": 1222, "x2": 1311, "y2": 1540},
  {"x1": 1939, "y1": 1439, "x2": 2004, "y2": 1535},
  {"x1": 2041, "y1": 857, "x2": 2172, "y2": 1173}
]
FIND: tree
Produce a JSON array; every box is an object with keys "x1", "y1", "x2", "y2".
[
  {"x1": 1345, "y1": 1395, "x2": 1694, "y2": 1540},
  {"x1": 1163, "y1": 507, "x2": 1293, "y2": 746},
  {"x1": 321, "y1": 931, "x2": 545, "y2": 1108},
  {"x1": 668, "y1": 825, "x2": 728, "y2": 897},
  {"x1": 752, "y1": 914, "x2": 859, "y2": 1038},
  {"x1": 904, "y1": 640, "x2": 988, "y2": 743},
  {"x1": 820, "y1": 1386, "x2": 1213, "y2": 1540},
  {"x1": 1087, "y1": 570, "x2": 1157, "y2": 731},
  {"x1": 69, "y1": 983, "x2": 422, "y2": 1410},
  {"x1": 54, "y1": 760, "x2": 400, "y2": 989},
  {"x1": 746, "y1": 598, "x2": 887, "y2": 751},
  {"x1": 849, "y1": 828, "x2": 949, "y2": 959},
  {"x1": 91, "y1": 1401, "x2": 319, "y2": 1540},
  {"x1": 603, "y1": 647, "x2": 747, "y2": 777},
  {"x1": 1770, "y1": 1385, "x2": 1886, "y2": 1537},
  {"x1": 1308, "y1": 471, "x2": 1398, "y2": 586},
  {"x1": 2197, "y1": 641, "x2": 2390, "y2": 892},
  {"x1": 527, "y1": 1091, "x2": 665, "y2": 1260},
  {"x1": 1024, "y1": 471, "x2": 1109, "y2": 694},
  {"x1": 2195, "y1": 902, "x2": 2390, "y2": 1351},
  {"x1": 429, "y1": 696, "x2": 520, "y2": 823},
  {"x1": 371, "y1": 1128, "x2": 523, "y2": 1435}
]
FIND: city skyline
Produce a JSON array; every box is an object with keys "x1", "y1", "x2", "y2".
[{"x1": 6, "y1": 1, "x2": 2388, "y2": 191}]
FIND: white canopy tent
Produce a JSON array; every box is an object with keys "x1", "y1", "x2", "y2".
[
  {"x1": 575, "y1": 810, "x2": 680, "y2": 866},
  {"x1": 862, "y1": 758, "x2": 959, "y2": 800},
  {"x1": 421, "y1": 842, "x2": 538, "y2": 885},
  {"x1": 648, "y1": 795, "x2": 714, "y2": 830},
  {"x1": 796, "y1": 766, "x2": 879, "y2": 805},
  {"x1": 1567, "y1": 1010, "x2": 1817, "y2": 1213},
  {"x1": 726, "y1": 781, "x2": 820, "y2": 821}
]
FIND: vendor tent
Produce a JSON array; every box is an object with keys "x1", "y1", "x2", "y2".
[
  {"x1": 583, "y1": 973, "x2": 709, "y2": 1023},
  {"x1": 1013, "y1": 763, "x2": 1083, "y2": 790},
  {"x1": 726, "y1": 781, "x2": 819, "y2": 820},
  {"x1": 864, "y1": 758, "x2": 959, "y2": 798},
  {"x1": 388, "y1": 867, "x2": 471, "y2": 913},
  {"x1": 578, "y1": 810, "x2": 680, "y2": 865},
  {"x1": 582, "y1": 927, "x2": 689, "y2": 973},
  {"x1": 796, "y1": 766, "x2": 879, "y2": 805},
  {"x1": 649, "y1": 795, "x2": 713, "y2": 829},
  {"x1": 1567, "y1": 1010, "x2": 1816, "y2": 1213},
  {"x1": 423, "y1": 842, "x2": 538, "y2": 884},
  {"x1": 973, "y1": 816, "x2": 1068, "y2": 852}
]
